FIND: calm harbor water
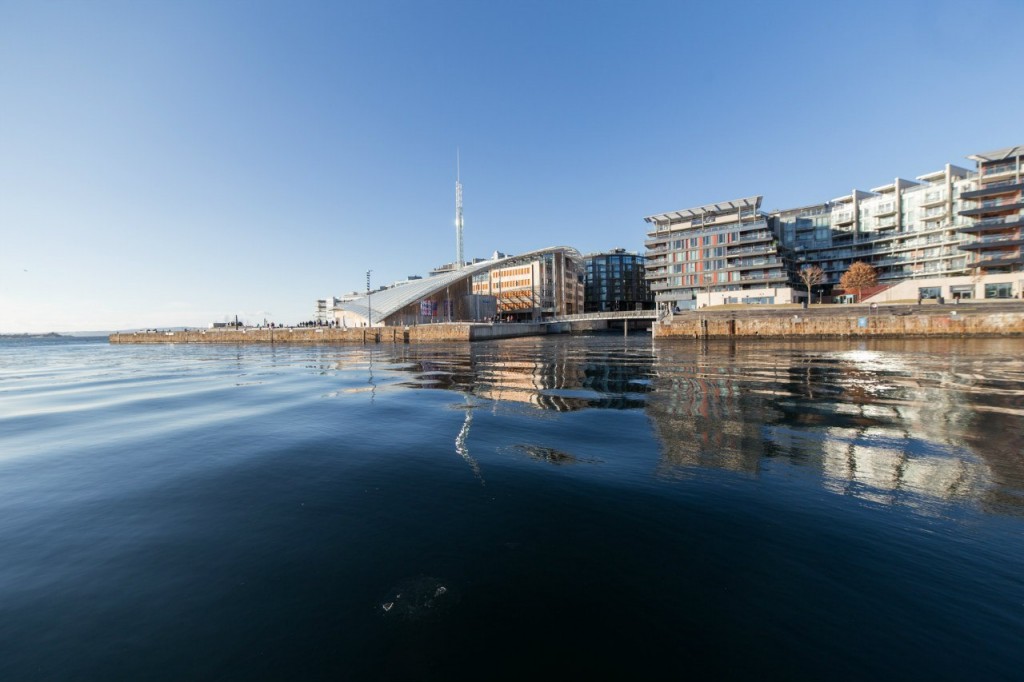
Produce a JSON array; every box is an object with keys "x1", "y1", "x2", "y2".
[{"x1": 1, "y1": 334, "x2": 1023, "y2": 680}]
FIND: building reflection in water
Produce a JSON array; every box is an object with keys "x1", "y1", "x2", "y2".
[
  {"x1": 648, "y1": 339, "x2": 1024, "y2": 513},
  {"x1": 646, "y1": 342, "x2": 776, "y2": 476},
  {"x1": 388, "y1": 339, "x2": 656, "y2": 413},
  {"x1": 326, "y1": 337, "x2": 1022, "y2": 514}
]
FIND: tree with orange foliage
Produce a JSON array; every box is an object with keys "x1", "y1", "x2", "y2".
[{"x1": 839, "y1": 262, "x2": 878, "y2": 302}]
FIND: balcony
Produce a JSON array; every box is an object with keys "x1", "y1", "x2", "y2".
[
  {"x1": 958, "y1": 215, "x2": 1024, "y2": 233},
  {"x1": 960, "y1": 233, "x2": 1024, "y2": 250},
  {"x1": 725, "y1": 244, "x2": 774, "y2": 256},
  {"x1": 981, "y1": 162, "x2": 1018, "y2": 178},
  {"x1": 739, "y1": 272, "x2": 787, "y2": 282},
  {"x1": 959, "y1": 200, "x2": 1024, "y2": 217},
  {"x1": 960, "y1": 180, "x2": 1024, "y2": 200},
  {"x1": 974, "y1": 251, "x2": 1024, "y2": 268},
  {"x1": 918, "y1": 192, "x2": 946, "y2": 208},
  {"x1": 727, "y1": 257, "x2": 783, "y2": 270}
]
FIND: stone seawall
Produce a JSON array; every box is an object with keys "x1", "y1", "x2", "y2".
[
  {"x1": 654, "y1": 308, "x2": 1024, "y2": 339},
  {"x1": 109, "y1": 323, "x2": 548, "y2": 345},
  {"x1": 108, "y1": 307, "x2": 1024, "y2": 345}
]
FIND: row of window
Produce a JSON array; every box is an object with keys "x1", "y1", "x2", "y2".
[{"x1": 919, "y1": 283, "x2": 1014, "y2": 299}]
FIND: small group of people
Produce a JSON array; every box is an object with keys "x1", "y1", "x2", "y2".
[{"x1": 296, "y1": 319, "x2": 341, "y2": 328}]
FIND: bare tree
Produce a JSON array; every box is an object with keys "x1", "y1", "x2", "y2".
[
  {"x1": 798, "y1": 265, "x2": 824, "y2": 305},
  {"x1": 839, "y1": 262, "x2": 878, "y2": 303}
]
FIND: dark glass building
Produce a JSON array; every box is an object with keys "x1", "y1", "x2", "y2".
[{"x1": 583, "y1": 249, "x2": 653, "y2": 313}]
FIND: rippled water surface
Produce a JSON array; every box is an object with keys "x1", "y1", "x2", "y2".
[{"x1": 1, "y1": 335, "x2": 1023, "y2": 680}]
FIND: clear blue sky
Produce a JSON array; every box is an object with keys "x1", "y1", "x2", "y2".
[{"x1": 2, "y1": 0, "x2": 1022, "y2": 332}]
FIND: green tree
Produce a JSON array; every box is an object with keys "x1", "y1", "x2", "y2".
[{"x1": 839, "y1": 262, "x2": 878, "y2": 303}]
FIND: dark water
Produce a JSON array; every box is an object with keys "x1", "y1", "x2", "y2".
[{"x1": 1, "y1": 335, "x2": 1023, "y2": 680}]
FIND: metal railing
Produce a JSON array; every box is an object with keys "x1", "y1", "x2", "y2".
[{"x1": 545, "y1": 309, "x2": 659, "y2": 323}]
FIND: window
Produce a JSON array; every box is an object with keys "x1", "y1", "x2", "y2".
[
  {"x1": 918, "y1": 287, "x2": 941, "y2": 300},
  {"x1": 985, "y1": 282, "x2": 1013, "y2": 299}
]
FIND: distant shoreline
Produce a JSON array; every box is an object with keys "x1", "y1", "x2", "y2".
[{"x1": 0, "y1": 332, "x2": 66, "y2": 338}]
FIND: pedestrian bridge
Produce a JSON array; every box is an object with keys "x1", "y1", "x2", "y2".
[{"x1": 544, "y1": 310, "x2": 661, "y2": 324}]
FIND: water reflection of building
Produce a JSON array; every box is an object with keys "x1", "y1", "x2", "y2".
[
  {"x1": 390, "y1": 342, "x2": 654, "y2": 412},
  {"x1": 646, "y1": 344, "x2": 778, "y2": 474},
  {"x1": 770, "y1": 347, "x2": 990, "y2": 505},
  {"x1": 645, "y1": 340, "x2": 1019, "y2": 510},
  {"x1": 818, "y1": 425, "x2": 983, "y2": 506}
]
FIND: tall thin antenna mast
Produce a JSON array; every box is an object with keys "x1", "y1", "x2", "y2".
[{"x1": 455, "y1": 149, "x2": 464, "y2": 269}]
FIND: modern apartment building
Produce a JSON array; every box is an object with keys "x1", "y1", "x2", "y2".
[
  {"x1": 644, "y1": 196, "x2": 793, "y2": 311},
  {"x1": 644, "y1": 145, "x2": 1024, "y2": 306},
  {"x1": 773, "y1": 164, "x2": 975, "y2": 292},
  {"x1": 582, "y1": 249, "x2": 652, "y2": 313},
  {"x1": 958, "y1": 146, "x2": 1024, "y2": 291}
]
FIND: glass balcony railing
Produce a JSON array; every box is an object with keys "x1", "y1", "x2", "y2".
[
  {"x1": 982, "y1": 162, "x2": 1018, "y2": 176},
  {"x1": 983, "y1": 178, "x2": 1022, "y2": 189},
  {"x1": 976, "y1": 251, "x2": 1022, "y2": 265},
  {"x1": 979, "y1": 198, "x2": 1020, "y2": 209},
  {"x1": 960, "y1": 180, "x2": 1024, "y2": 200},
  {"x1": 725, "y1": 244, "x2": 773, "y2": 255},
  {"x1": 739, "y1": 271, "x2": 786, "y2": 282},
  {"x1": 974, "y1": 214, "x2": 1024, "y2": 227},
  {"x1": 727, "y1": 257, "x2": 783, "y2": 269},
  {"x1": 970, "y1": 233, "x2": 1023, "y2": 245},
  {"x1": 738, "y1": 231, "x2": 774, "y2": 243}
]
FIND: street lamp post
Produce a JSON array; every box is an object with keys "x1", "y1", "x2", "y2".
[{"x1": 366, "y1": 270, "x2": 373, "y2": 327}]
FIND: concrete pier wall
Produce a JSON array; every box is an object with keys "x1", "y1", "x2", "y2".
[
  {"x1": 654, "y1": 308, "x2": 1024, "y2": 339},
  {"x1": 109, "y1": 323, "x2": 550, "y2": 345}
]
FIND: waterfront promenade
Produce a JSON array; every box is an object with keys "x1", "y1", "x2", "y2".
[{"x1": 108, "y1": 301, "x2": 1024, "y2": 345}]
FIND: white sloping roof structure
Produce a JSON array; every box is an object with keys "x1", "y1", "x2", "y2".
[
  {"x1": 967, "y1": 145, "x2": 1024, "y2": 163},
  {"x1": 334, "y1": 246, "x2": 582, "y2": 325},
  {"x1": 644, "y1": 196, "x2": 762, "y2": 225}
]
